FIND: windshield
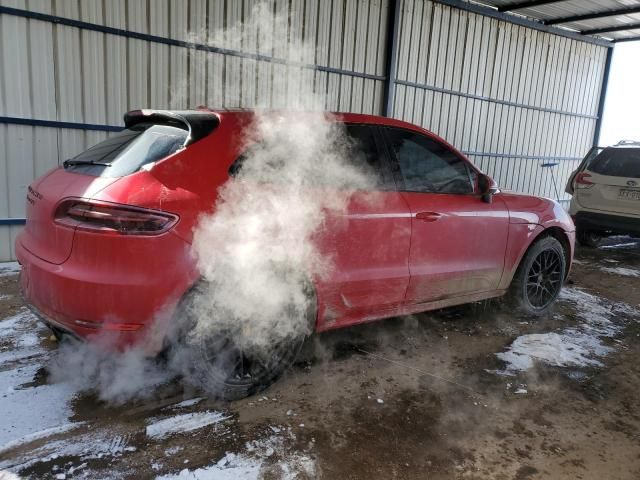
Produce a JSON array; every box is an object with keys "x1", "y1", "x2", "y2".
[
  {"x1": 64, "y1": 123, "x2": 188, "y2": 177},
  {"x1": 589, "y1": 147, "x2": 640, "y2": 179}
]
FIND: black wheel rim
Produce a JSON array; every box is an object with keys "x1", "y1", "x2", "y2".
[{"x1": 526, "y1": 249, "x2": 563, "y2": 309}]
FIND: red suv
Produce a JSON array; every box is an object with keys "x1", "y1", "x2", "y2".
[{"x1": 16, "y1": 109, "x2": 575, "y2": 398}]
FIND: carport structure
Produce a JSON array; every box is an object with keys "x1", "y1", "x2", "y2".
[
  {"x1": 487, "y1": 0, "x2": 640, "y2": 42},
  {"x1": 0, "y1": 0, "x2": 634, "y2": 260}
]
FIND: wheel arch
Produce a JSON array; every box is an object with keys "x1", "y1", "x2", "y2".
[
  {"x1": 502, "y1": 225, "x2": 573, "y2": 291},
  {"x1": 539, "y1": 226, "x2": 572, "y2": 280}
]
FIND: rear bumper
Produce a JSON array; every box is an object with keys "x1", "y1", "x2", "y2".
[
  {"x1": 15, "y1": 230, "x2": 198, "y2": 350},
  {"x1": 25, "y1": 301, "x2": 81, "y2": 341},
  {"x1": 573, "y1": 211, "x2": 640, "y2": 235}
]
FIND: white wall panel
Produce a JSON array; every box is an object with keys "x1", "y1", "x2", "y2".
[
  {"x1": 393, "y1": 0, "x2": 608, "y2": 206},
  {"x1": 0, "y1": 0, "x2": 609, "y2": 259}
]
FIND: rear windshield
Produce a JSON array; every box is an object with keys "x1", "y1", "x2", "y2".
[
  {"x1": 589, "y1": 148, "x2": 640, "y2": 178},
  {"x1": 64, "y1": 123, "x2": 188, "y2": 177}
]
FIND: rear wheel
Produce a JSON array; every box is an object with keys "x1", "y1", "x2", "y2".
[
  {"x1": 509, "y1": 236, "x2": 566, "y2": 316},
  {"x1": 576, "y1": 228, "x2": 603, "y2": 248},
  {"x1": 172, "y1": 281, "x2": 315, "y2": 401}
]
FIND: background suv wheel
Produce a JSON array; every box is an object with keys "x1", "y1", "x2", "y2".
[{"x1": 576, "y1": 228, "x2": 603, "y2": 248}]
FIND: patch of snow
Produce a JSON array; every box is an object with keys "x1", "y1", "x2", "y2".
[
  {"x1": 601, "y1": 241, "x2": 638, "y2": 250},
  {"x1": 157, "y1": 452, "x2": 262, "y2": 480},
  {"x1": 601, "y1": 266, "x2": 640, "y2": 278},
  {"x1": 0, "y1": 309, "x2": 47, "y2": 365},
  {"x1": 0, "y1": 429, "x2": 131, "y2": 471},
  {"x1": 0, "y1": 262, "x2": 20, "y2": 278},
  {"x1": 168, "y1": 398, "x2": 204, "y2": 409},
  {"x1": 0, "y1": 358, "x2": 76, "y2": 447},
  {"x1": 165, "y1": 446, "x2": 184, "y2": 456},
  {"x1": 0, "y1": 309, "x2": 37, "y2": 337},
  {"x1": 0, "y1": 309, "x2": 78, "y2": 447},
  {"x1": 157, "y1": 433, "x2": 315, "y2": 480},
  {"x1": 494, "y1": 287, "x2": 636, "y2": 375},
  {"x1": 0, "y1": 423, "x2": 83, "y2": 455},
  {"x1": 497, "y1": 331, "x2": 611, "y2": 371},
  {"x1": 0, "y1": 472, "x2": 21, "y2": 480},
  {"x1": 146, "y1": 411, "x2": 230, "y2": 439}
]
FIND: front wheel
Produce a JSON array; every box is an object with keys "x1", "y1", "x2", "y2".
[{"x1": 508, "y1": 236, "x2": 567, "y2": 316}]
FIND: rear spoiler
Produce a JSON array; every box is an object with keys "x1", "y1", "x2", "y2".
[{"x1": 123, "y1": 109, "x2": 219, "y2": 146}]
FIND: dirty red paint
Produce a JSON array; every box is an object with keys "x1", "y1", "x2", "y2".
[{"x1": 15, "y1": 110, "x2": 575, "y2": 347}]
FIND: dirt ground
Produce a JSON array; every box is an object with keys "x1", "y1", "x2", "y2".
[{"x1": 1, "y1": 238, "x2": 639, "y2": 479}]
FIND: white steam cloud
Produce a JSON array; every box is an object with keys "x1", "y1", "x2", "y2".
[{"x1": 48, "y1": 1, "x2": 375, "y2": 402}]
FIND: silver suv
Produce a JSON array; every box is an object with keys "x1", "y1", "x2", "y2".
[{"x1": 567, "y1": 141, "x2": 640, "y2": 247}]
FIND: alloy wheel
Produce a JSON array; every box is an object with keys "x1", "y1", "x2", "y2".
[{"x1": 526, "y1": 249, "x2": 563, "y2": 309}]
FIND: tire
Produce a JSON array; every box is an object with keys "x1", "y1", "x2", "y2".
[
  {"x1": 508, "y1": 236, "x2": 567, "y2": 316},
  {"x1": 576, "y1": 228, "x2": 603, "y2": 248},
  {"x1": 171, "y1": 281, "x2": 315, "y2": 401}
]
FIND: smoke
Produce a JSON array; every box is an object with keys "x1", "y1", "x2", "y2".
[
  {"x1": 47, "y1": 1, "x2": 376, "y2": 402},
  {"x1": 188, "y1": 112, "x2": 373, "y2": 347},
  {"x1": 49, "y1": 337, "x2": 170, "y2": 404}
]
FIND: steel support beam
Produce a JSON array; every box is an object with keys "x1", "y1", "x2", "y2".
[
  {"x1": 0, "y1": 115, "x2": 122, "y2": 132},
  {"x1": 0, "y1": 219, "x2": 26, "y2": 226},
  {"x1": 614, "y1": 36, "x2": 640, "y2": 43},
  {"x1": 544, "y1": 6, "x2": 640, "y2": 26},
  {"x1": 592, "y1": 47, "x2": 614, "y2": 147},
  {"x1": 497, "y1": 0, "x2": 564, "y2": 13},
  {"x1": 582, "y1": 22, "x2": 640, "y2": 36},
  {"x1": 382, "y1": 0, "x2": 401, "y2": 117},
  {"x1": 431, "y1": 1, "x2": 612, "y2": 47}
]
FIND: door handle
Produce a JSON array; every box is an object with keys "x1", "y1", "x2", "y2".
[{"x1": 415, "y1": 211, "x2": 442, "y2": 222}]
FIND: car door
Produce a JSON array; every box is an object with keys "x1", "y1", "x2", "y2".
[
  {"x1": 315, "y1": 124, "x2": 412, "y2": 329},
  {"x1": 381, "y1": 127, "x2": 509, "y2": 304}
]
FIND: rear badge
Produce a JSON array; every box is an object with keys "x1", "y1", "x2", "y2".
[
  {"x1": 27, "y1": 186, "x2": 43, "y2": 204},
  {"x1": 627, "y1": 180, "x2": 637, "y2": 187}
]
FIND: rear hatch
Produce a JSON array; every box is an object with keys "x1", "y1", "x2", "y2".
[
  {"x1": 576, "y1": 147, "x2": 640, "y2": 217},
  {"x1": 20, "y1": 109, "x2": 219, "y2": 264},
  {"x1": 22, "y1": 171, "x2": 119, "y2": 264}
]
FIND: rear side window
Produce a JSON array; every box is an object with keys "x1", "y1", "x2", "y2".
[
  {"x1": 344, "y1": 124, "x2": 395, "y2": 189},
  {"x1": 385, "y1": 128, "x2": 473, "y2": 194},
  {"x1": 589, "y1": 148, "x2": 640, "y2": 178},
  {"x1": 229, "y1": 124, "x2": 394, "y2": 190},
  {"x1": 64, "y1": 123, "x2": 188, "y2": 177}
]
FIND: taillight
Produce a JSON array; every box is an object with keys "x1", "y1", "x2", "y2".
[
  {"x1": 575, "y1": 172, "x2": 594, "y2": 188},
  {"x1": 54, "y1": 199, "x2": 178, "y2": 235}
]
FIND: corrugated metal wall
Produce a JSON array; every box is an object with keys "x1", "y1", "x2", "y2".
[
  {"x1": 392, "y1": 0, "x2": 608, "y2": 204},
  {"x1": 0, "y1": 0, "x2": 609, "y2": 261}
]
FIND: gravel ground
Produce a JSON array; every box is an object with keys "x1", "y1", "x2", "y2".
[{"x1": 1, "y1": 238, "x2": 639, "y2": 479}]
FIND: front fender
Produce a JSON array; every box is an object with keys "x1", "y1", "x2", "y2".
[{"x1": 498, "y1": 223, "x2": 545, "y2": 290}]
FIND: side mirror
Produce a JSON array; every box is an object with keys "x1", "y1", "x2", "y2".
[{"x1": 478, "y1": 174, "x2": 499, "y2": 204}]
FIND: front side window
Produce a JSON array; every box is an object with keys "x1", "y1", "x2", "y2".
[{"x1": 385, "y1": 128, "x2": 473, "y2": 194}]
